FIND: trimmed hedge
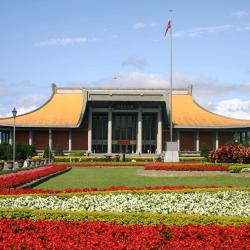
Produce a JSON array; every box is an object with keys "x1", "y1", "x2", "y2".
[
  {"x1": 179, "y1": 156, "x2": 205, "y2": 162},
  {"x1": 229, "y1": 165, "x2": 250, "y2": 173},
  {"x1": 54, "y1": 156, "x2": 155, "y2": 163},
  {"x1": 0, "y1": 208, "x2": 248, "y2": 226}
]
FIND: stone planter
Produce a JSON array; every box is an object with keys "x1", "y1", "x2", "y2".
[
  {"x1": 7, "y1": 161, "x2": 14, "y2": 170},
  {"x1": 17, "y1": 161, "x2": 24, "y2": 168},
  {"x1": 31, "y1": 160, "x2": 36, "y2": 167},
  {"x1": 26, "y1": 160, "x2": 32, "y2": 167},
  {"x1": 36, "y1": 160, "x2": 41, "y2": 167},
  {"x1": 0, "y1": 162, "x2": 4, "y2": 171}
]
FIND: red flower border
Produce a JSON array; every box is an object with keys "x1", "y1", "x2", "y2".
[{"x1": 0, "y1": 219, "x2": 249, "y2": 250}]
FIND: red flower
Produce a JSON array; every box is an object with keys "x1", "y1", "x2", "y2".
[
  {"x1": 144, "y1": 164, "x2": 229, "y2": 171},
  {"x1": 0, "y1": 219, "x2": 249, "y2": 250}
]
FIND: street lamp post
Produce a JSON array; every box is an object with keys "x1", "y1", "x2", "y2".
[{"x1": 12, "y1": 108, "x2": 17, "y2": 168}]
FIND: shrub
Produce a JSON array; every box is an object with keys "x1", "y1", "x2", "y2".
[
  {"x1": 200, "y1": 144, "x2": 210, "y2": 160},
  {"x1": 210, "y1": 145, "x2": 250, "y2": 163},
  {"x1": 0, "y1": 143, "x2": 36, "y2": 161},
  {"x1": 0, "y1": 143, "x2": 12, "y2": 160},
  {"x1": 55, "y1": 144, "x2": 64, "y2": 156},
  {"x1": 43, "y1": 145, "x2": 53, "y2": 159},
  {"x1": 16, "y1": 144, "x2": 37, "y2": 160}
]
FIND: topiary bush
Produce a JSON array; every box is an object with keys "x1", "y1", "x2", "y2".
[
  {"x1": 55, "y1": 144, "x2": 64, "y2": 156},
  {"x1": 210, "y1": 145, "x2": 250, "y2": 163},
  {"x1": 43, "y1": 145, "x2": 53, "y2": 159}
]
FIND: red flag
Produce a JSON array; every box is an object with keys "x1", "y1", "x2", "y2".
[{"x1": 164, "y1": 20, "x2": 171, "y2": 36}]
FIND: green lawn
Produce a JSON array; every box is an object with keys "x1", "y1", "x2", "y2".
[{"x1": 35, "y1": 167, "x2": 250, "y2": 190}]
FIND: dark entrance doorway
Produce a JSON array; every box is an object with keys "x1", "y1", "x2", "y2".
[
  {"x1": 112, "y1": 114, "x2": 136, "y2": 153},
  {"x1": 92, "y1": 114, "x2": 108, "y2": 153},
  {"x1": 142, "y1": 114, "x2": 156, "y2": 153}
]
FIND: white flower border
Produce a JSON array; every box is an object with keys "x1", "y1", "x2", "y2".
[{"x1": 0, "y1": 191, "x2": 249, "y2": 217}]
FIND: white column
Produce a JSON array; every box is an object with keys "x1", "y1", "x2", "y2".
[
  {"x1": 157, "y1": 108, "x2": 162, "y2": 154},
  {"x1": 215, "y1": 131, "x2": 219, "y2": 149},
  {"x1": 29, "y1": 129, "x2": 32, "y2": 145},
  {"x1": 88, "y1": 107, "x2": 92, "y2": 153},
  {"x1": 9, "y1": 129, "x2": 12, "y2": 145},
  {"x1": 177, "y1": 130, "x2": 180, "y2": 151},
  {"x1": 137, "y1": 107, "x2": 142, "y2": 154},
  {"x1": 108, "y1": 108, "x2": 112, "y2": 154},
  {"x1": 68, "y1": 129, "x2": 72, "y2": 151},
  {"x1": 196, "y1": 131, "x2": 199, "y2": 151},
  {"x1": 49, "y1": 128, "x2": 52, "y2": 149}
]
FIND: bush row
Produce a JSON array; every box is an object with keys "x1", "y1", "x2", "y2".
[{"x1": 0, "y1": 208, "x2": 248, "y2": 226}]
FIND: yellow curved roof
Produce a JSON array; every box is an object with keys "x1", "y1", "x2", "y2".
[
  {"x1": 0, "y1": 92, "x2": 85, "y2": 127},
  {"x1": 172, "y1": 94, "x2": 250, "y2": 128}
]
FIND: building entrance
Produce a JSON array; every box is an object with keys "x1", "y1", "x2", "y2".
[{"x1": 112, "y1": 114, "x2": 136, "y2": 153}]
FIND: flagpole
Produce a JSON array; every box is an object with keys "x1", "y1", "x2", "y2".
[{"x1": 169, "y1": 9, "x2": 173, "y2": 142}]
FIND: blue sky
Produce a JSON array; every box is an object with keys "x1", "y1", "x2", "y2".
[{"x1": 0, "y1": 0, "x2": 250, "y2": 118}]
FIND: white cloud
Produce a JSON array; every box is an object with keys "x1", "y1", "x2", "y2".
[
  {"x1": 231, "y1": 10, "x2": 249, "y2": 17},
  {"x1": 133, "y1": 22, "x2": 146, "y2": 29},
  {"x1": 94, "y1": 72, "x2": 250, "y2": 95},
  {"x1": 132, "y1": 22, "x2": 157, "y2": 29},
  {"x1": 174, "y1": 24, "x2": 250, "y2": 38},
  {"x1": 16, "y1": 95, "x2": 47, "y2": 107},
  {"x1": 34, "y1": 37, "x2": 97, "y2": 47},
  {"x1": 0, "y1": 106, "x2": 38, "y2": 118},
  {"x1": 150, "y1": 23, "x2": 157, "y2": 27},
  {"x1": 211, "y1": 98, "x2": 250, "y2": 119},
  {"x1": 121, "y1": 57, "x2": 147, "y2": 69}
]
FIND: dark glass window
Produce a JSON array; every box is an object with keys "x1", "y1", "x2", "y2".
[{"x1": 92, "y1": 113, "x2": 108, "y2": 153}]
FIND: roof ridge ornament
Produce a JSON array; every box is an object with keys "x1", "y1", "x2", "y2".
[
  {"x1": 188, "y1": 84, "x2": 193, "y2": 96},
  {"x1": 51, "y1": 83, "x2": 57, "y2": 93}
]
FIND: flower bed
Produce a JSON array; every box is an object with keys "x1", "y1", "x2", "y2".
[
  {"x1": 0, "y1": 219, "x2": 249, "y2": 249},
  {"x1": 0, "y1": 164, "x2": 68, "y2": 189},
  {"x1": 59, "y1": 162, "x2": 146, "y2": 167},
  {"x1": 0, "y1": 185, "x2": 230, "y2": 195},
  {"x1": 0, "y1": 191, "x2": 249, "y2": 217},
  {"x1": 144, "y1": 164, "x2": 229, "y2": 171}
]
